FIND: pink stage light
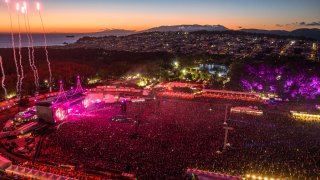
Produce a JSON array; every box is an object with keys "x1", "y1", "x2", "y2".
[
  {"x1": 82, "y1": 99, "x2": 89, "y2": 108},
  {"x1": 55, "y1": 107, "x2": 66, "y2": 121}
]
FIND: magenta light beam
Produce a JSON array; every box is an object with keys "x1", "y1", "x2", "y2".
[
  {"x1": 0, "y1": 56, "x2": 8, "y2": 99},
  {"x1": 37, "y1": 2, "x2": 52, "y2": 92},
  {"x1": 5, "y1": 0, "x2": 20, "y2": 98}
]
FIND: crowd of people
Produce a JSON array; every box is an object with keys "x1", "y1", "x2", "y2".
[
  {"x1": 158, "y1": 91, "x2": 195, "y2": 99},
  {"x1": 202, "y1": 93, "x2": 262, "y2": 102},
  {"x1": 37, "y1": 98, "x2": 320, "y2": 179},
  {"x1": 157, "y1": 91, "x2": 263, "y2": 103}
]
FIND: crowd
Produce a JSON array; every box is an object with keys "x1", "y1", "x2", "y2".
[
  {"x1": 157, "y1": 91, "x2": 195, "y2": 99},
  {"x1": 37, "y1": 98, "x2": 320, "y2": 179},
  {"x1": 157, "y1": 91, "x2": 263, "y2": 103},
  {"x1": 201, "y1": 112, "x2": 320, "y2": 179},
  {"x1": 202, "y1": 93, "x2": 262, "y2": 102}
]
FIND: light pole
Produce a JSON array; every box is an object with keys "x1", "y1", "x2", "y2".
[
  {"x1": 224, "y1": 104, "x2": 231, "y2": 125},
  {"x1": 223, "y1": 104, "x2": 233, "y2": 150},
  {"x1": 223, "y1": 126, "x2": 234, "y2": 150}
]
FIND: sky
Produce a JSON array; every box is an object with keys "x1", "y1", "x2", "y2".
[{"x1": 0, "y1": 0, "x2": 320, "y2": 33}]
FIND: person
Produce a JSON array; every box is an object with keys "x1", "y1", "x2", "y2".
[
  {"x1": 123, "y1": 100, "x2": 127, "y2": 112},
  {"x1": 134, "y1": 115, "x2": 140, "y2": 135},
  {"x1": 120, "y1": 100, "x2": 127, "y2": 113},
  {"x1": 125, "y1": 162, "x2": 131, "y2": 172}
]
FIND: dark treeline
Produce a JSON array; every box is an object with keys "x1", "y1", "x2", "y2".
[
  {"x1": 1, "y1": 47, "x2": 320, "y2": 102},
  {"x1": 228, "y1": 56, "x2": 320, "y2": 101},
  {"x1": 0, "y1": 48, "x2": 173, "y2": 97}
]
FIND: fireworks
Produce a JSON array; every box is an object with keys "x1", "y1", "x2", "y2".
[
  {"x1": 5, "y1": 0, "x2": 20, "y2": 98},
  {"x1": 16, "y1": 2, "x2": 25, "y2": 96},
  {"x1": 23, "y1": 2, "x2": 40, "y2": 94},
  {"x1": 0, "y1": 56, "x2": 8, "y2": 99},
  {"x1": 37, "y1": 1, "x2": 53, "y2": 92},
  {"x1": 36, "y1": 2, "x2": 40, "y2": 11},
  {"x1": 22, "y1": 5, "x2": 38, "y2": 93},
  {"x1": 2, "y1": 0, "x2": 53, "y2": 97},
  {"x1": 24, "y1": 1, "x2": 40, "y2": 92}
]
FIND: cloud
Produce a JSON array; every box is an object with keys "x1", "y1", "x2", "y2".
[
  {"x1": 276, "y1": 21, "x2": 320, "y2": 27},
  {"x1": 304, "y1": 21, "x2": 320, "y2": 26},
  {"x1": 299, "y1": 22, "x2": 306, "y2": 26}
]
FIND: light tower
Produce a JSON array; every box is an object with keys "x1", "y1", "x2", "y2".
[
  {"x1": 222, "y1": 104, "x2": 234, "y2": 150},
  {"x1": 55, "y1": 80, "x2": 68, "y2": 103},
  {"x1": 73, "y1": 75, "x2": 84, "y2": 95}
]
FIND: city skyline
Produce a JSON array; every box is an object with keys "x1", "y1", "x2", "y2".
[{"x1": 0, "y1": 0, "x2": 319, "y2": 33}]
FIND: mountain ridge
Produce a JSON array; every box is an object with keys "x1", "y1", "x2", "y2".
[
  {"x1": 96, "y1": 25, "x2": 320, "y2": 40},
  {"x1": 143, "y1": 24, "x2": 229, "y2": 32},
  {"x1": 240, "y1": 28, "x2": 320, "y2": 40}
]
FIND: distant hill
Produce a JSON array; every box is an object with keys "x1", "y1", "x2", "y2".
[
  {"x1": 95, "y1": 29, "x2": 136, "y2": 36},
  {"x1": 93, "y1": 26, "x2": 320, "y2": 40},
  {"x1": 144, "y1": 24, "x2": 229, "y2": 32},
  {"x1": 240, "y1": 28, "x2": 320, "y2": 40},
  {"x1": 291, "y1": 28, "x2": 320, "y2": 40}
]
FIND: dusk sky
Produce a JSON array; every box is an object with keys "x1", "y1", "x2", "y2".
[{"x1": 1, "y1": 0, "x2": 320, "y2": 33}]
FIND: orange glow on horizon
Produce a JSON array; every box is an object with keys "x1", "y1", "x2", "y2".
[
  {"x1": 0, "y1": 0, "x2": 319, "y2": 33},
  {"x1": 0, "y1": 22, "x2": 309, "y2": 33},
  {"x1": 0, "y1": 4, "x2": 318, "y2": 33},
  {"x1": 0, "y1": 19, "x2": 303, "y2": 33}
]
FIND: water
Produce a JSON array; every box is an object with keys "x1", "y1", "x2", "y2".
[{"x1": 0, "y1": 33, "x2": 98, "y2": 48}]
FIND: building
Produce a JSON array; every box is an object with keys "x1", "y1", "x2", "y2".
[
  {"x1": 14, "y1": 107, "x2": 38, "y2": 123},
  {"x1": 36, "y1": 79, "x2": 85, "y2": 124},
  {"x1": 36, "y1": 93, "x2": 85, "y2": 124}
]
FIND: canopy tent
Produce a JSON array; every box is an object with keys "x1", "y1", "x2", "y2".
[
  {"x1": 0, "y1": 155, "x2": 12, "y2": 170},
  {"x1": 5, "y1": 165, "x2": 76, "y2": 180}
]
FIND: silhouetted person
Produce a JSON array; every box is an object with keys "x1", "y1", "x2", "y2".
[
  {"x1": 121, "y1": 100, "x2": 127, "y2": 113},
  {"x1": 134, "y1": 115, "x2": 140, "y2": 135}
]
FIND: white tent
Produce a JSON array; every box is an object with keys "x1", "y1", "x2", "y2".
[
  {"x1": 5, "y1": 165, "x2": 77, "y2": 180},
  {"x1": 0, "y1": 156, "x2": 12, "y2": 170}
]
